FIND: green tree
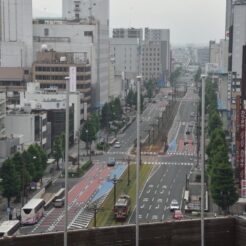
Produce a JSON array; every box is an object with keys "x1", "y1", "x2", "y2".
[
  {"x1": 126, "y1": 89, "x2": 135, "y2": 107},
  {"x1": 194, "y1": 67, "x2": 202, "y2": 83},
  {"x1": 208, "y1": 110, "x2": 222, "y2": 134},
  {"x1": 81, "y1": 120, "x2": 97, "y2": 155},
  {"x1": 101, "y1": 102, "x2": 111, "y2": 128},
  {"x1": 27, "y1": 145, "x2": 44, "y2": 182},
  {"x1": 52, "y1": 135, "x2": 63, "y2": 170},
  {"x1": 112, "y1": 97, "x2": 123, "y2": 120},
  {"x1": 91, "y1": 112, "x2": 100, "y2": 133},
  {"x1": 22, "y1": 150, "x2": 35, "y2": 182},
  {"x1": 1, "y1": 159, "x2": 20, "y2": 207},
  {"x1": 12, "y1": 152, "x2": 31, "y2": 201},
  {"x1": 35, "y1": 144, "x2": 48, "y2": 170},
  {"x1": 210, "y1": 162, "x2": 238, "y2": 213}
]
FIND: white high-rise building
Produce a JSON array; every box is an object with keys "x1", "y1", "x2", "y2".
[
  {"x1": 110, "y1": 38, "x2": 139, "y2": 80},
  {"x1": 232, "y1": 2, "x2": 246, "y2": 78},
  {"x1": 61, "y1": 0, "x2": 110, "y2": 108},
  {"x1": 226, "y1": 0, "x2": 233, "y2": 33},
  {"x1": 142, "y1": 28, "x2": 171, "y2": 83},
  {"x1": 0, "y1": 0, "x2": 33, "y2": 67}
]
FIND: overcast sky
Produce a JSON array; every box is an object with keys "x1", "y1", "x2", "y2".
[{"x1": 33, "y1": 0, "x2": 226, "y2": 46}]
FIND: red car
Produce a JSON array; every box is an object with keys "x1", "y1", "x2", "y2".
[{"x1": 173, "y1": 210, "x2": 184, "y2": 220}]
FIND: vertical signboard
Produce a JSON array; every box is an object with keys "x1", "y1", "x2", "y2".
[
  {"x1": 84, "y1": 102, "x2": 88, "y2": 121},
  {"x1": 69, "y1": 66, "x2": 77, "y2": 92},
  {"x1": 236, "y1": 95, "x2": 241, "y2": 179},
  {"x1": 241, "y1": 180, "x2": 246, "y2": 198},
  {"x1": 240, "y1": 109, "x2": 246, "y2": 181}
]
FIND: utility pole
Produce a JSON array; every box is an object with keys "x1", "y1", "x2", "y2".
[
  {"x1": 127, "y1": 156, "x2": 131, "y2": 186},
  {"x1": 108, "y1": 175, "x2": 121, "y2": 208},
  {"x1": 136, "y1": 75, "x2": 141, "y2": 246},
  {"x1": 201, "y1": 75, "x2": 205, "y2": 246},
  {"x1": 77, "y1": 129, "x2": 80, "y2": 169},
  {"x1": 87, "y1": 203, "x2": 103, "y2": 227},
  {"x1": 64, "y1": 76, "x2": 70, "y2": 246}
]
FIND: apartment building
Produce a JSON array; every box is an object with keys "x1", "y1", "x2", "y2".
[{"x1": 32, "y1": 50, "x2": 91, "y2": 112}]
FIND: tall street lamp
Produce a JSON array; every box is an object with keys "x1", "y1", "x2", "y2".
[
  {"x1": 64, "y1": 76, "x2": 70, "y2": 246},
  {"x1": 86, "y1": 129, "x2": 89, "y2": 156}
]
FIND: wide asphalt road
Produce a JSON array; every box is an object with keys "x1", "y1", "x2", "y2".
[{"x1": 129, "y1": 85, "x2": 199, "y2": 223}]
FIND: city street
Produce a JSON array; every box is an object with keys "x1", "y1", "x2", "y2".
[{"x1": 130, "y1": 83, "x2": 199, "y2": 223}]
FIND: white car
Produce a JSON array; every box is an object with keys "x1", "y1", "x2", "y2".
[
  {"x1": 114, "y1": 141, "x2": 121, "y2": 148},
  {"x1": 170, "y1": 199, "x2": 179, "y2": 211}
]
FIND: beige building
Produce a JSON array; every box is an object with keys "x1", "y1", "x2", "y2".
[{"x1": 32, "y1": 50, "x2": 92, "y2": 111}]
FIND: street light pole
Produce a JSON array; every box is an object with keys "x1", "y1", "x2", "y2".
[
  {"x1": 201, "y1": 75, "x2": 205, "y2": 246},
  {"x1": 86, "y1": 129, "x2": 89, "y2": 156},
  {"x1": 64, "y1": 76, "x2": 70, "y2": 246},
  {"x1": 136, "y1": 75, "x2": 141, "y2": 246}
]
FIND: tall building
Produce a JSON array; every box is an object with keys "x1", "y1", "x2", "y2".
[
  {"x1": 144, "y1": 28, "x2": 170, "y2": 42},
  {"x1": 0, "y1": 0, "x2": 33, "y2": 67},
  {"x1": 110, "y1": 38, "x2": 139, "y2": 80},
  {"x1": 61, "y1": 0, "x2": 110, "y2": 108},
  {"x1": 208, "y1": 40, "x2": 229, "y2": 74},
  {"x1": 209, "y1": 41, "x2": 220, "y2": 64},
  {"x1": 232, "y1": 2, "x2": 246, "y2": 78},
  {"x1": 32, "y1": 50, "x2": 92, "y2": 111},
  {"x1": 112, "y1": 28, "x2": 143, "y2": 40},
  {"x1": 226, "y1": 0, "x2": 233, "y2": 34},
  {"x1": 142, "y1": 28, "x2": 171, "y2": 83},
  {"x1": 196, "y1": 47, "x2": 209, "y2": 66}
]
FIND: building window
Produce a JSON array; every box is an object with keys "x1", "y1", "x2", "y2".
[
  {"x1": 84, "y1": 31, "x2": 93, "y2": 37},
  {"x1": 44, "y1": 28, "x2": 49, "y2": 37}
]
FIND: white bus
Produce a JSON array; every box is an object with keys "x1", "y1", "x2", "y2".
[
  {"x1": 21, "y1": 198, "x2": 45, "y2": 225},
  {"x1": 0, "y1": 220, "x2": 20, "y2": 238}
]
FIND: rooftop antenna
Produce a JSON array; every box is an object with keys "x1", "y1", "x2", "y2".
[{"x1": 89, "y1": 0, "x2": 92, "y2": 24}]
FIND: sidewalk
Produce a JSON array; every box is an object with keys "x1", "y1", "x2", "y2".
[{"x1": 0, "y1": 163, "x2": 62, "y2": 223}]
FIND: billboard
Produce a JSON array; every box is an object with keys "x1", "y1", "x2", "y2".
[
  {"x1": 69, "y1": 66, "x2": 77, "y2": 92},
  {"x1": 236, "y1": 96, "x2": 241, "y2": 175},
  {"x1": 240, "y1": 109, "x2": 246, "y2": 181}
]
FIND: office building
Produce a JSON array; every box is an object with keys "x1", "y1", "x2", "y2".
[
  {"x1": 20, "y1": 82, "x2": 84, "y2": 141},
  {"x1": 110, "y1": 38, "x2": 139, "y2": 80},
  {"x1": 32, "y1": 50, "x2": 91, "y2": 112},
  {"x1": 112, "y1": 28, "x2": 143, "y2": 40},
  {"x1": 0, "y1": 0, "x2": 33, "y2": 67},
  {"x1": 232, "y1": 2, "x2": 246, "y2": 78},
  {"x1": 61, "y1": 0, "x2": 110, "y2": 108}
]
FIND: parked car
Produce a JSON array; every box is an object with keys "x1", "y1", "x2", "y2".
[
  {"x1": 173, "y1": 210, "x2": 184, "y2": 220},
  {"x1": 107, "y1": 157, "x2": 116, "y2": 166},
  {"x1": 114, "y1": 141, "x2": 121, "y2": 148},
  {"x1": 170, "y1": 199, "x2": 179, "y2": 211},
  {"x1": 53, "y1": 198, "x2": 65, "y2": 208}
]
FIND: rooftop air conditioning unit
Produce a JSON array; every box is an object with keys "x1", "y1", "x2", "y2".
[{"x1": 60, "y1": 56, "x2": 67, "y2": 62}]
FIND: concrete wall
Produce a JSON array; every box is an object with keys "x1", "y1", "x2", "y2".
[{"x1": 1, "y1": 217, "x2": 239, "y2": 246}]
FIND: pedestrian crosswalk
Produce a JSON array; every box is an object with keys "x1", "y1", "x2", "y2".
[
  {"x1": 143, "y1": 161, "x2": 193, "y2": 166},
  {"x1": 108, "y1": 151, "x2": 196, "y2": 157},
  {"x1": 166, "y1": 151, "x2": 196, "y2": 156}
]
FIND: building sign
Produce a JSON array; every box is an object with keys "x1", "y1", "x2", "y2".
[
  {"x1": 240, "y1": 109, "x2": 246, "y2": 181},
  {"x1": 241, "y1": 180, "x2": 246, "y2": 198},
  {"x1": 236, "y1": 96, "x2": 241, "y2": 176},
  {"x1": 69, "y1": 66, "x2": 77, "y2": 92}
]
